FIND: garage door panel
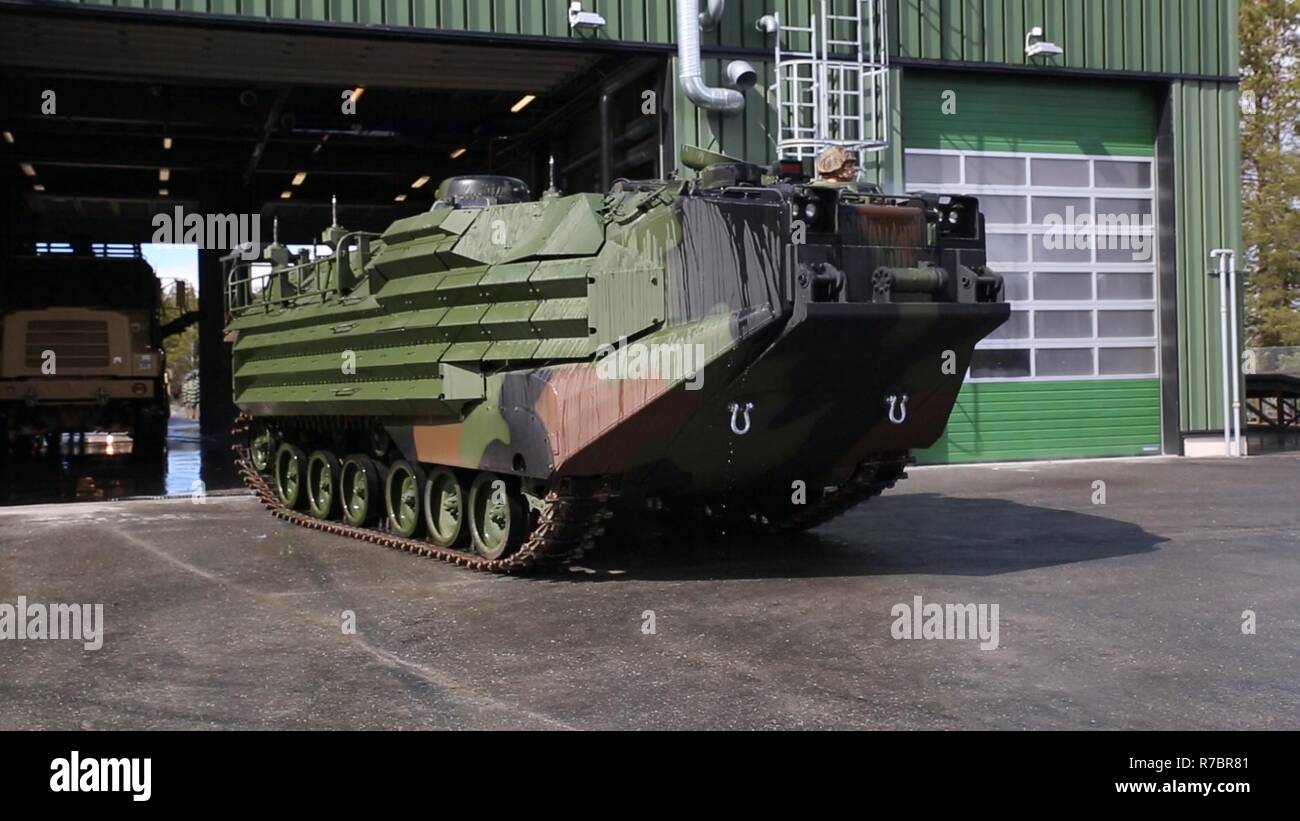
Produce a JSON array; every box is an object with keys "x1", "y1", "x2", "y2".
[{"x1": 905, "y1": 71, "x2": 1161, "y2": 463}]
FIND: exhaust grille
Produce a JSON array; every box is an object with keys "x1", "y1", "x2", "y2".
[{"x1": 24, "y1": 319, "x2": 111, "y2": 369}]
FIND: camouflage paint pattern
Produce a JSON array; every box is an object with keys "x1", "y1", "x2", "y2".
[{"x1": 227, "y1": 167, "x2": 1008, "y2": 496}]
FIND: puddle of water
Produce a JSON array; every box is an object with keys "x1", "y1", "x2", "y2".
[{"x1": 0, "y1": 410, "x2": 237, "y2": 506}]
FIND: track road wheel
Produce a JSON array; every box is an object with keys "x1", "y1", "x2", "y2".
[
  {"x1": 422, "y1": 467, "x2": 467, "y2": 549},
  {"x1": 467, "y1": 472, "x2": 527, "y2": 560},
  {"x1": 306, "y1": 450, "x2": 342, "y2": 520},
  {"x1": 340, "y1": 454, "x2": 382, "y2": 527},
  {"x1": 274, "y1": 443, "x2": 308, "y2": 510},
  {"x1": 250, "y1": 424, "x2": 276, "y2": 473},
  {"x1": 385, "y1": 459, "x2": 425, "y2": 538}
]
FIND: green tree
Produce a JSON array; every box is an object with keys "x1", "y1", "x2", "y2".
[
  {"x1": 158, "y1": 282, "x2": 199, "y2": 390},
  {"x1": 1240, "y1": 0, "x2": 1300, "y2": 346}
]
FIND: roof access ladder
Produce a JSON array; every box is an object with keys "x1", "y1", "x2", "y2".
[{"x1": 768, "y1": 0, "x2": 890, "y2": 161}]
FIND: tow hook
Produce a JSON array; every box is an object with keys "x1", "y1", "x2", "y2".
[
  {"x1": 728, "y1": 401, "x2": 754, "y2": 435},
  {"x1": 886, "y1": 394, "x2": 908, "y2": 425}
]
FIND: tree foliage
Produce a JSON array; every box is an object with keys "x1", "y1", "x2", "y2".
[
  {"x1": 1241, "y1": 0, "x2": 1300, "y2": 346},
  {"x1": 158, "y1": 282, "x2": 198, "y2": 390}
]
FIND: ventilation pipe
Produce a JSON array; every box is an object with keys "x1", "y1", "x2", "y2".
[
  {"x1": 676, "y1": 0, "x2": 746, "y2": 113},
  {"x1": 699, "y1": 0, "x2": 725, "y2": 29}
]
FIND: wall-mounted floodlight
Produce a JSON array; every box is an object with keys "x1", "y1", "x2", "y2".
[
  {"x1": 569, "y1": 2, "x2": 606, "y2": 31},
  {"x1": 1025, "y1": 27, "x2": 1063, "y2": 58}
]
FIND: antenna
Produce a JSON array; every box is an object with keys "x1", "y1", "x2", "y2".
[
  {"x1": 331, "y1": 194, "x2": 339, "y2": 228},
  {"x1": 273, "y1": 216, "x2": 280, "y2": 245},
  {"x1": 540, "y1": 155, "x2": 561, "y2": 200}
]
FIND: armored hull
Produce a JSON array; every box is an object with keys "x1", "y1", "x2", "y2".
[{"x1": 227, "y1": 160, "x2": 1008, "y2": 569}]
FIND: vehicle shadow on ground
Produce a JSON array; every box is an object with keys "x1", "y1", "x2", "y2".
[{"x1": 556, "y1": 493, "x2": 1166, "y2": 582}]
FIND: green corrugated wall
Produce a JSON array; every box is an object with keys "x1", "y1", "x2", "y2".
[
  {"x1": 1172, "y1": 80, "x2": 1242, "y2": 433},
  {"x1": 890, "y1": 0, "x2": 1238, "y2": 77},
  {"x1": 916, "y1": 380, "x2": 1163, "y2": 463},
  {"x1": 66, "y1": 1, "x2": 1238, "y2": 78},
  {"x1": 901, "y1": 71, "x2": 1159, "y2": 155}
]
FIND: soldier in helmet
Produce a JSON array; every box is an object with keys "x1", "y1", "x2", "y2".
[{"x1": 814, "y1": 146, "x2": 860, "y2": 183}]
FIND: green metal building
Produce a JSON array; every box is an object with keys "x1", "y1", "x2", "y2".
[{"x1": 0, "y1": 0, "x2": 1241, "y2": 462}]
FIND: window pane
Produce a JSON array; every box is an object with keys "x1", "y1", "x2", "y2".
[
  {"x1": 987, "y1": 310, "x2": 1030, "y2": 340},
  {"x1": 906, "y1": 153, "x2": 961, "y2": 184},
  {"x1": 1097, "y1": 272, "x2": 1154, "y2": 300},
  {"x1": 1031, "y1": 196, "x2": 1091, "y2": 224},
  {"x1": 1098, "y1": 310, "x2": 1155, "y2": 338},
  {"x1": 1035, "y1": 310, "x2": 1093, "y2": 338},
  {"x1": 1001, "y1": 273, "x2": 1030, "y2": 301},
  {"x1": 987, "y1": 233, "x2": 1028, "y2": 262},
  {"x1": 1031, "y1": 158, "x2": 1090, "y2": 187},
  {"x1": 1032, "y1": 234, "x2": 1091, "y2": 262},
  {"x1": 1096, "y1": 241, "x2": 1155, "y2": 264},
  {"x1": 977, "y1": 195, "x2": 1027, "y2": 224},
  {"x1": 971, "y1": 348, "x2": 1031, "y2": 378},
  {"x1": 1095, "y1": 198, "x2": 1153, "y2": 219},
  {"x1": 1094, "y1": 160, "x2": 1151, "y2": 189},
  {"x1": 1099, "y1": 347, "x2": 1156, "y2": 375},
  {"x1": 1036, "y1": 348, "x2": 1094, "y2": 376},
  {"x1": 966, "y1": 156, "x2": 1026, "y2": 185},
  {"x1": 1035, "y1": 272, "x2": 1093, "y2": 300}
]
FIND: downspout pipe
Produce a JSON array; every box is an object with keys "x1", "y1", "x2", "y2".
[
  {"x1": 1227, "y1": 251, "x2": 1243, "y2": 456},
  {"x1": 676, "y1": 0, "x2": 744, "y2": 113},
  {"x1": 1211, "y1": 249, "x2": 1236, "y2": 456}
]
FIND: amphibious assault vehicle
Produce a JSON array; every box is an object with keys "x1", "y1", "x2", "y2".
[{"x1": 225, "y1": 148, "x2": 1009, "y2": 571}]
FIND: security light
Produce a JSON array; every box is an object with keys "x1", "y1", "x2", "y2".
[
  {"x1": 568, "y1": 2, "x2": 606, "y2": 31},
  {"x1": 1025, "y1": 27, "x2": 1063, "y2": 58}
]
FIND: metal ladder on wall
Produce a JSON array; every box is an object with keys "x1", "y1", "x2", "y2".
[{"x1": 771, "y1": 0, "x2": 890, "y2": 161}]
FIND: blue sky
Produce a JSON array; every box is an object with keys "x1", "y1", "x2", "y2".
[
  {"x1": 142, "y1": 243, "x2": 199, "y2": 288},
  {"x1": 143, "y1": 243, "x2": 329, "y2": 291}
]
